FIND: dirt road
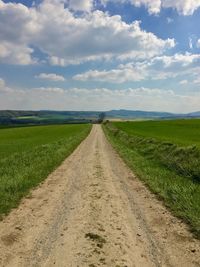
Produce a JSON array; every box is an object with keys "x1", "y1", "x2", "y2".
[{"x1": 0, "y1": 125, "x2": 199, "y2": 267}]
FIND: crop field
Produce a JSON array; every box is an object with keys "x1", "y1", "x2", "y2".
[
  {"x1": 15, "y1": 114, "x2": 71, "y2": 121},
  {"x1": 0, "y1": 124, "x2": 91, "y2": 217},
  {"x1": 113, "y1": 119, "x2": 200, "y2": 147},
  {"x1": 104, "y1": 120, "x2": 200, "y2": 237}
]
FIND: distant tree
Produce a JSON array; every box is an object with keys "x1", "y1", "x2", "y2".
[{"x1": 98, "y1": 112, "x2": 106, "y2": 124}]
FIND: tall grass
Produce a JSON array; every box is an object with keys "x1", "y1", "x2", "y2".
[
  {"x1": 0, "y1": 124, "x2": 91, "y2": 217},
  {"x1": 103, "y1": 122, "x2": 200, "y2": 238}
]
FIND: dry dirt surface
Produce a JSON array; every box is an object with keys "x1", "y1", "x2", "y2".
[{"x1": 0, "y1": 125, "x2": 199, "y2": 267}]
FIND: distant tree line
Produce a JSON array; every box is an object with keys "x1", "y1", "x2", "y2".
[{"x1": 97, "y1": 112, "x2": 106, "y2": 124}]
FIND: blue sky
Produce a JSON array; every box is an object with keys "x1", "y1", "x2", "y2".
[{"x1": 0, "y1": 0, "x2": 200, "y2": 112}]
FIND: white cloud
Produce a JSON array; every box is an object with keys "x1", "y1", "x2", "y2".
[
  {"x1": 40, "y1": 9, "x2": 175, "y2": 65},
  {"x1": 74, "y1": 64, "x2": 145, "y2": 83},
  {"x1": 197, "y1": 39, "x2": 200, "y2": 48},
  {"x1": 68, "y1": 0, "x2": 93, "y2": 11},
  {"x1": 193, "y1": 77, "x2": 200, "y2": 84},
  {"x1": 189, "y1": 38, "x2": 193, "y2": 49},
  {"x1": 34, "y1": 87, "x2": 65, "y2": 93},
  {"x1": 35, "y1": 73, "x2": 65, "y2": 81},
  {"x1": 73, "y1": 62, "x2": 173, "y2": 83},
  {"x1": 131, "y1": 0, "x2": 161, "y2": 14},
  {"x1": 0, "y1": 1, "x2": 38, "y2": 65},
  {"x1": 0, "y1": 78, "x2": 14, "y2": 93},
  {"x1": 73, "y1": 53, "x2": 200, "y2": 83},
  {"x1": 101, "y1": 0, "x2": 161, "y2": 14},
  {"x1": 0, "y1": 42, "x2": 36, "y2": 65},
  {"x1": 148, "y1": 53, "x2": 200, "y2": 68},
  {"x1": 0, "y1": 0, "x2": 175, "y2": 65},
  {"x1": 179, "y1": 80, "x2": 188, "y2": 85},
  {"x1": 141, "y1": 53, "x2": 200, "y2": 81},
  {"x1": 162, "y1": 0, "x2": 200, "y2": 16},
  {"x1": 0, "y1": 78, "x2": 5, "y2": 88},
  {"x1": 0, "y1": 80, "x2": 200, "y2": 113},
  {"x1": 101, "y1": 0, "x2": 200, "y2": 15}
]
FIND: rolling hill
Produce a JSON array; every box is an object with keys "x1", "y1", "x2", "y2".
[{"x1": 0, "y1": 109, "x2": 200, "y2": 126}]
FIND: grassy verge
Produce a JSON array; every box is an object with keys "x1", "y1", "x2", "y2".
[
  {"x1": 0, "y1": 124, "x2": 91, "y2": 217},
  {"x1": 103, "y1": 122, "x2": 200, "y2": 238}
]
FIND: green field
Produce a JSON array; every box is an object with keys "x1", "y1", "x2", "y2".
[
  {"x1": 0, "y1": 124, "x2": 90, "y2": 158},
  {"x1": 0, "y1": 110, "x2": 100, "y2": 125},
  {"x1": 113, "y1": 119, "x2": 200, "y2": 147},
  {"x1": 0, "y1": 124, "x2": 91, "y2": 217},
  {"x1": 104, "y1": 120, "x2": 200, "y2": 238},
  {"x1": 15, "y1": 114, "x2": 71, "y2": 121}
]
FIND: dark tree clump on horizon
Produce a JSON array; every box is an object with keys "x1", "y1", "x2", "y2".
[{"x1": 98, "y1": 112, "x2": 106, "y2": 124}]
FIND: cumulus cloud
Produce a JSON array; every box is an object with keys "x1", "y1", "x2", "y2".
[
  {"x1": 140, "y1": 53, "x2": 200, "y2": 80},
  {"x1": 0, "y1": 0, "x2": 175, "y2": 65},
  {"x1": 101, "y1": 0, "x2": 200, "y2": 15},
  {"x1": 73, "y1": 53, "x2": 200, "y2": 83},
  {"x1": 130, "y1": 0, "x2": 161, "y2": 14},
  {"x1": 0, "y1": 78, "x2": 14, "y2": 93},
  {"x1": 73, "y1": 64, "x2": 145, "y2": 83},
  {"x1": 162, "y1": 0, "x2": 200, "y2": 16},
  {"x1": 35, "y1": 73, "x2": 65, "y2": 81},
  {"x1": 0, "y1": 42, "x2": 35, "y2": 65},
  {"x1": 147, "y1": 53, "x2": 200, "y2": 68},
  {"x1": 0, "y1": 83, "x2": 200, "y2": 113},
  {"x1": 0, "y1": 0, "x2": 37, "y2": 65},
  {"x1": 73, "y1": 62, "x2": 172, "y2": 83},
  {"x1": 68, "y1": 0, "x2": 93, "y2": 11}
]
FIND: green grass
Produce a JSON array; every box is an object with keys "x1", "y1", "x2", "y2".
[
  {"x1": 0, "y1": 124, "x2": 89, "y2": 159},
  {"x1": 0, "y1": 125, "x2": 17, "y2": 129},
  {"x1": 16, "y1": 116, "x2": 40, "y2": 120},
  {"x1": 113, "y1": 119, "x2": 200, "y2": 147},
  {"x1": 16, "y1": 115, "x2": 69, "y2": 121},
  {"x1": 0, "y1": 124, "x2": 91, "y2": 217},
  {"x1": 103, "y1": 121, "x2": 200, "y2": 238}
]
